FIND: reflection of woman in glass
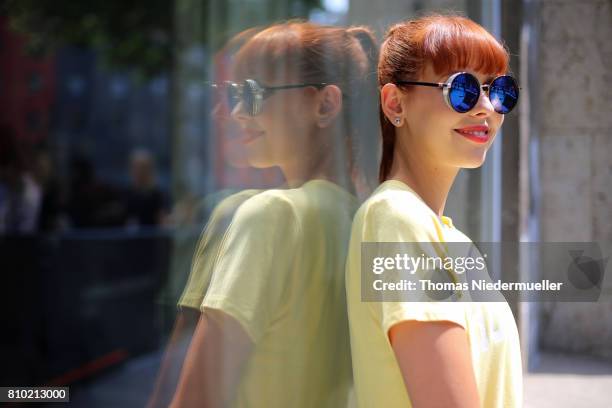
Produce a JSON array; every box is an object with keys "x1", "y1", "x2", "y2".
[
  {"x1": 346, "y1": 15, "x2": 523, "y2": 407},
  {"x1": 170, "y1": 21, "x2": 378, "y2": 407}
]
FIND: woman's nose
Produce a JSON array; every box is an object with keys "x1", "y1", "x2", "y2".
[{"x1": 470, "y1": 89, "x2": 495, "y2": 117}]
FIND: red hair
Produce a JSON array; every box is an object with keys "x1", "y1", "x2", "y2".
[
  {"x1": 378, "y1": 14, "x2": 510, "y2": 182},
  {"x1": 233, "y1": 20, "x2": 376, "y2": 89}
]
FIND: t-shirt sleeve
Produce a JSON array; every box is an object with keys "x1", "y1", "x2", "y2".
[
  {"x1": 178, "y1": 190, "x2": 262, "y2": 310},
  {"x1": 360, "y1": 195, "x2": 467, "y2": 333},
  {"x1": 177, "y1": 217, "x2": 223, "y2": 310},
  {"x1": 201, "y1": 193, "x2": 301, "y2": 342}
]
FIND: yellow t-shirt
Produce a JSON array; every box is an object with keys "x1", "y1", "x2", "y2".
[
  {"x1": 345, "y1": 180, "x2": 523, "y2": 408},
  {"x1": 202, "y1": 179, "x2": 358, "y2": 408},
  {"x1": 178, "y1": 189, "x2": 262, "y2": 309}
]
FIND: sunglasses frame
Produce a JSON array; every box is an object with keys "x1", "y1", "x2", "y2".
[
  {"x1": 211, "y1": 79, "x2": 329, "y2": 116},
  {"x1": 395, "y1": 72, "x2": 520, "y2": 114}
]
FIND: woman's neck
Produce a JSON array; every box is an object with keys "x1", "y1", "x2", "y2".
[
  {"x1": 280, "y1": 155, "x2": 348, "y2": 190},
  {"x1": 387, "y1": 146, "x2": 459, "y2": 218},
  {"x1": 278, "y1": 129, "x2": 354, "y2": 193}
]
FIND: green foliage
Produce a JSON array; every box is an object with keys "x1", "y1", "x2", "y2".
[
  {"x1": 4, "y1": 0, "x2": 172, "y2": 77},
  {"x1": 2, "y1": 0, "x2": 322, "y2": 78}
]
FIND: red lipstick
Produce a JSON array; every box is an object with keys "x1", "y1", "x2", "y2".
[{"x1": 454, "y1": 125, "x2": 490, "y2": 144}]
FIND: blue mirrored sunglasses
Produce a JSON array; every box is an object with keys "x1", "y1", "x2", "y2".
[{"x1": 395, "y1": 72, "x2": 520, "y2": 114}]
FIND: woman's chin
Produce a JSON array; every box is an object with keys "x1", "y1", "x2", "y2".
[
  {"x1": 246, "y1": 156, "x2": 277, "y2": 169},
  {"x1": 459, "y1": 153, "x2": 488, "y2": 169}
]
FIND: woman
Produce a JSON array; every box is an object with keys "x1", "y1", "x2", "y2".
[
  {"x1": 170, "y1": 20, "x2": 378, "y2": 407},
  {"x1": 345, "y1": 14, "x2": 523, "y2": 408}
]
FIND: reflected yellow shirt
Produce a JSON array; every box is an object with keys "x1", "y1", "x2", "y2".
[
  {"x1": 202, "y1": 179, "x2": 358, "y2": 408},
  {"x1": 345, "y1": 180, "x2": 523, "y2": 408},
  {"x1": 178, "y1": 189, "x2": 261, "y2": 309}
]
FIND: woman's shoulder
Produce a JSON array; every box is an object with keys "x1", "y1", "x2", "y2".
[
  {"x1": 235, "y1": 188, "x2": 300, "y2": 221},
  {"x1": 358, "y1": 181, "x2": 434, "y2": 222},
  {"x1": 201, "y1": 189, "x2": 262, "y2": 218},
  {"x1": 243, "y1": 180, "x2": 356, "y2": 213},
  {"x1": 353, "y1": 180, "x2": 446, "y2": 242}
]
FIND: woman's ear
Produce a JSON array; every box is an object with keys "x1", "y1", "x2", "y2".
[
  {"x1": 381, "y1": 83, "x2": 404, "y2": 126},
  {"x1": 315, "y1": 85, "x2": 343, "y2": 128}
]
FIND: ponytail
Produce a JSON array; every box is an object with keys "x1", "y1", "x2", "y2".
[
  {"x1": 347, "y1": 26, "x2": 378, "y2": 74},
  {"x1": 378, "y1": 106, "x2": 396, "y2": 183},
  {"x1": 346, "y1": 26, "x2": 380, "y2": 195}
]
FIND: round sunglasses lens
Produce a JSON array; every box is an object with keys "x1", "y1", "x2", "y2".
[
  {"x1": 243, "y1": 80, "x2": 258, "y2": 115},
  {"x1": 226, "y1": 83, "x2": 241, "y2": 112},
  {"x1": 449, "y1": 73, "x2": 480, "y2": 113},
  {"x1": 489, "y1": 76, "x2": 519, "y2": 114},
  {"x1": 244, "y1": 79, "x2": 264, "y2": 116}
]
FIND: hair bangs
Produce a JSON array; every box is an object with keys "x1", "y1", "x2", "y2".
[{"x1": 422, "y1": 18, "x2": 509, "y2": 79}]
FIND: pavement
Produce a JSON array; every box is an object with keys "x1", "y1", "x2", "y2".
[
  {"x1": 39, "y1": 349, "x2": 612, "y2": 407},
  {"x1": 524, "y1": 352, "x2": 612, "y2": 408}
]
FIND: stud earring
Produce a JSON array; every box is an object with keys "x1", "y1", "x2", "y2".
[{"x1": 394, "y1": 117, "x2": 401, "y2": 126}]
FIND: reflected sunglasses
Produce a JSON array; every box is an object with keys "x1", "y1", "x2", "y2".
[
  {"x1": 211, "y1": 79, "x2": 329, "y2": 116},
  {"x1": 395, "y1": 72, "x2": 520, "y2": 114}
]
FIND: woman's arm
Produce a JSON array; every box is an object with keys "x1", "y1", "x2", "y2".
[
  {"x1": 147, "y1": 309, "x2": 199, "y2": 408},
  {"x1": 389, "y1": 320, "x2": 481, "y2": 408},
  {"x1": 169, "y1": 309, "x2": 252, "y2": 408}
]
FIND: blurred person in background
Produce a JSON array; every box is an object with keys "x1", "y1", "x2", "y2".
[
  {"x1": 66, "y1": 154, "x2": 124, "y2": 228},
  {"x1": 124, "y1": 148, "x2": 168, "y2": 228},
  {"x1": 0, "y1": 124, "x2": 42, "y2": 235},
  {"x1": 34, "y1": 146, "x2": 67, "y2": 232}
]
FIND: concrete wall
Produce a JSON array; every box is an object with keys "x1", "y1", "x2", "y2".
[{"x1": 538, "y1": 0, "x2": 612, "y2": 360}]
